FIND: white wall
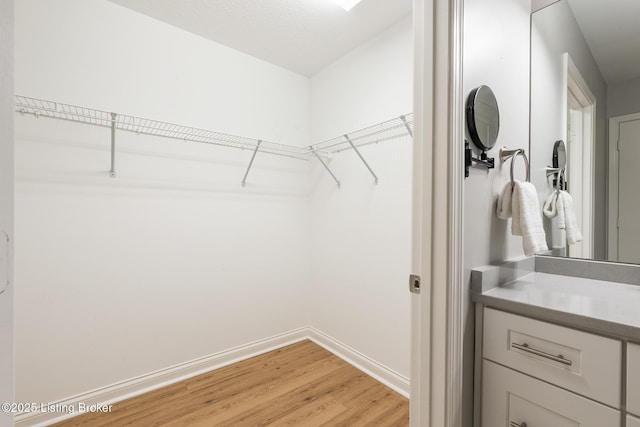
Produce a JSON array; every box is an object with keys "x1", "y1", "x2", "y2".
[
  {"x1": 308, "y1": 17, "x2": 413, "y2": 379},
  {"x1": 463, "y1": 0, "x2": 532, "y2": 425},
  {"x1": 530, "y1": 0, "x2": 608, "y2": 259},
  {"x1": 0, "y1": 0, "x2": 15, "y2": 425},
  {"x1": 608, "y1": 76, "x2": 640, "y2": 118},
  {"x1": 15, "y1": 0, "x2": 311, "y2": 405},
  {"x1": 310, "y1": 17, "x2": 413, "y2": 142},
  {"x1": 16, "y1": 0, "x2": 309, "y2": 147}
]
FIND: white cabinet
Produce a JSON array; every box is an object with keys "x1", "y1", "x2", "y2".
[
  {"x1": 480, "y1": 308, "x2": 623, "y2": 426},
  {"x1": 628, "y1": 343, "x2": 640, "y2": 416},
  {"x1": 482, "y1": 360, "x2": 620, "y2": 427},
  {"x1": 484, "y1": 308, "x2": 621, "y2": 407}
]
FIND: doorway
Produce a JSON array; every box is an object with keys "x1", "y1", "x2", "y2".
[
  {"x1": 609, "y1": 113, "x2": 640, "y2": 264},
  {"x1": 564, "y1": 54, "x2": 595, "y2": 258}
]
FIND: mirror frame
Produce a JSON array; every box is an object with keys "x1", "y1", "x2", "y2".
[{"x1": 465, "y1": 85, "x2": 500, "y2": 152}]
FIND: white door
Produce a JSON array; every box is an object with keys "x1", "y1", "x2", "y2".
[
  {"x1": 0, "y1": 1, "x2": 15, "y2": 426},
  {"x1": 617, "y1": 117, "x2": 640, "y2": 263}
]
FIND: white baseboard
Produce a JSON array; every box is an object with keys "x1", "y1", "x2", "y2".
[
  {"x1": 15, "y1": 328, "x2": 309, "y2": 427},
  {"x1": 16, "y1": 327, "x2": 409, "y2": 426},
  {"x1": 307, "y1": 327, "x2": 410, "y2": 398}
]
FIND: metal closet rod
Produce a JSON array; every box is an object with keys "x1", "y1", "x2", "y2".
[{"x1": 14, "y1": 95, "x2": 412, "y2": 186}]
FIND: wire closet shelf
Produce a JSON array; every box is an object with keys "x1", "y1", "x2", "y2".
[
  {"x1": 15, "y1": 95, "x2": 413, "y2": 185},
  {"x1": 311, "y1": 114, "x2": 413, "y2": 153},
  {"x1": 14, "y1": 95, "x2": 312, "y2": 160}
]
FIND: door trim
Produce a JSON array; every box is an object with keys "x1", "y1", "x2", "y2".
[
  {"x1": 411, "y1": 0, "x2": 464, "y2": 425},
  {"x1": 563, "y1": 53, "x2": 595, "y2": 258},
  {"x1": 608, "y1": 112, "x2": 640, "y2": 261},
  {"x1": 0, "y1": 1, "x2": 15, "y2": 426},
  {"x1": 447, "y1": 0, "x2": 465, "y2": 424}
]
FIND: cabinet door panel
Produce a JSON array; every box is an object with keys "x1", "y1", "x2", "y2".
[
  {"x1": 482, "y1": 360, "x2": 620, "y2": 427},
  {"x1": 483, "y1": 308, "x2": 621, "y2": 408}
]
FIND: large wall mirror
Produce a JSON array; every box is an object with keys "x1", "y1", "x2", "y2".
[{"x1": 530, "y1": 0, "x2": 640, "y2": 265}]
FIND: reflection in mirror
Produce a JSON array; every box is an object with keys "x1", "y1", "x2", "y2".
[
  {"x1": 553, "y1": 140, "x2": 566, "y2": 170},
  {"x1": 552, "y1": 140, "x2": 566, "y2": 189},
  {"x1": 530, "y1": 0, "x2": 640, "y2": 264}
]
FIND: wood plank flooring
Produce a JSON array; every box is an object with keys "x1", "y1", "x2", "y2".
[{"x1": 51, "y1": 340, "x2": 409, "y2": 426}]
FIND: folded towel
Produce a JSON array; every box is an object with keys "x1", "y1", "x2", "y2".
[
  {"x1": 496, "y1": 180, "x2": 549, "y2": 256},
  {"x1": 542, "y1": 190, "x2": 582, "y2": 246},
  {"x1": 558, "y1": 191, "x2": 583, "y2": 245},
  {"x1": 543, "y1": 191, "x2": 559, "y2": 219},
  {"x1": 543, "y1": 190, "x2": 565, "y2": 249},
  {"x1": 496, "y1": 182, "x2": 514, "y2": 220},
  {"x1": 496, "y1": 181, "x2": 521, "y2": 235}
]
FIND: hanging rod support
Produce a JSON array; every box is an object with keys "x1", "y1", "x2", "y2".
[
  {"x1": 344, "y1": 135, "x2": 378, "y2": 184},
  {"x1": 242, "y1": 140, "x2": 262, "y2": 187},
  {"x1": 311, "y1": 148, "x2": 341, "y2": 188},
  {"x1": 110, "y1": 112, "x2": 117, "y2": 178},
  {"x1": 400, "y1": 115, "x2": 413, "y2": 138}
]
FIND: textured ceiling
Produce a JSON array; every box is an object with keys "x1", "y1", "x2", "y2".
[
  {"x1": 567, "y1": 0, "x2": 640, "y2": 84},
  {"x1": 108, "y1": 0, "x2": 413, "y2": 77}
]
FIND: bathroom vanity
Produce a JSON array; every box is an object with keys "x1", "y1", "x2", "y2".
[{"x1": 472, "y1": 256, "x2": 640, "y2": 427}]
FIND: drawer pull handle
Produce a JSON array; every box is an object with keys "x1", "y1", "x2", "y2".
[
  {"x1": 510, "y1": 422, "x2": 527, "y2": 427},
  {"x1": 511, "y1": 342, "x2": 572, "y2": 366}
]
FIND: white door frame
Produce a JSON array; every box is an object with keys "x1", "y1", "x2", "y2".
[
  {"x1": 411, "y1": 0, "x2": 464, "y2": 425},
  {"x1": 608, "y1": 112, "x2": 640, "y2": 261},
  {"x1": 563, "y1": 53, "x2": 595, "y2": 258},
  {"x1": 0, "y1": 1, "x2": 15, "y2": 426}
]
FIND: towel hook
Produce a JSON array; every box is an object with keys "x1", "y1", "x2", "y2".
[{"x1": 499, "y1": 147, "x2": 530, "y2": 184}]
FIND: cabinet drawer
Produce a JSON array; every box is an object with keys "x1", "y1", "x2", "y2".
[
  {"x1": 628, "y1": 343, "x2": 640, "y2": 416},
  {"x1": 629, "y1": 415, "x2": 640, "y2": 427},
  {"x1": 483, "y1": 308, "x2": 622, "y2": 407},
  {"x1": 482, "y1": 360, "x2": 620, "y2": 427}
]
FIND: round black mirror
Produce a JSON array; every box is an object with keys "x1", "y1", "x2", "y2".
[
  {"x1": 466, "y1": 85, "x2": 499, "y2": 151},
  {"x1": 552, "y1": 139, "x2": 566, "y2": 169}
]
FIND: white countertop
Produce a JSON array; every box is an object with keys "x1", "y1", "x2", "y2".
[{"x1": 474, "y1": 272, "x2": 640, "y2": 340}]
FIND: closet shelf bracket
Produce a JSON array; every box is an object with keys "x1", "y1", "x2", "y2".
[
  {"x1": 311, "y1": 148, "x2": 341, "y2": 188},
  {"x1": 110, "y1": 112, "x2": 117, "y2": 178},
  {"x1": 344, "y1": 135, "x2": 379, "y2": 184},
  {"x1": 241, "y1": 140, "x2": 262, "y2": 187},
  {"x1": 400, "y1": 115, "x2": 413, "y2": 138}
]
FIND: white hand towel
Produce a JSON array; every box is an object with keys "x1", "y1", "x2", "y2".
[
  {"x1": 496, "y1": 180, "x2": 522, "y2": 235},
  {"x1": 496, "y1": 180, "x2": 522, "y2": 236},
  {"x1": 543, "y1": 191, "x2": 559, "y2": 219},
  {"x1": 542, "y1": 190, "x2": 566, "y2": 249},
  {"x1": 513, "y1": 181, "x2": 548, "y2": 255},
  {"x1": 558, "y1": 191, "x2": 583, "y2": 244},
  {"x1": 496, "y1": 181, "x2": 514, "y2": 220},
  {"x1": 496, "y1": 180, "x2": 549, "y2": 255},
  {"x1": 556, "y1": 191, "x2": 566, "y2": 229}
]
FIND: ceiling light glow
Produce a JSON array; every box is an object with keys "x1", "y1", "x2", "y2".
[{"x1": 331, "y1": 0, "x2": 364, "y2": 11}]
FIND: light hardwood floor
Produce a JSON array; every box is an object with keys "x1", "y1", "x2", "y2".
[{"x1": 51, "y1": 340, "x2": 409, "y2": 426}]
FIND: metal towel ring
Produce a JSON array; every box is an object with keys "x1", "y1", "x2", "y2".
[
  {"x1": 500, "y1": 147, "x2": 530, "y2": 184},
  {"x1": 510, "y1": 150, "x2": 530, "y2": 183}
]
